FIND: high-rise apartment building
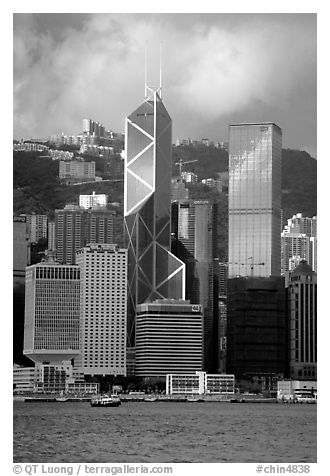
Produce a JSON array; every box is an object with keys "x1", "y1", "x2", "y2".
[
  {"x1": 124, "y1": 80, "x2": 185, "y2": 353},
  {"x1": 23, "y1": 262, "x2": 81, "y2": 364},
  {"x1": 59, "y1": 160, "x2": 95, "y2": 184},
  {"x1": 135, "y1": 300, "x2": 203, "y2": 377},
  {"x1": 281, "y1": 214, "x2": 317, "y2": 283},
  {"x1": 48, "y1": 221, "x2": 56, "y2": 251},
  {"x1": 228, "y1": 123, "x2": 282, "y2": 278},
  {"x1": 26, "y1": 214, "x2": 48, "y2": 243},
  {"x1": 55, "y1": 205, "x2": 115, "y2": 264},
  {"x1": 55, "y1": 205, "x2": 85, "y2": 265},
  {"x1": 171, "y1": 199, "x2": 217, "y2": 372},
  {"x1": 76, "y1": 244, "x2": 127, "y2": 377},
  {"x1": 288, "y1": 261, "x2": 317, "y2": 380},
  {"x1": 84, "y1": 207, "x2": 115, "y2": 246}
]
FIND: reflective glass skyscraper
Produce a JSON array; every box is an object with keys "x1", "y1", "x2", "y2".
[
  {"x1": 228, "y1": 123, "x2": 282, "y2": 278},
  {"x1": 124, "y1": 82, "x2": 185, "y2": 350}
]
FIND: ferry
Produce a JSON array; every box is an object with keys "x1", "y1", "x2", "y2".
[
  {"x1": 144, "y1": 396, "x2": 158, "y2": 402},
  {"x1": 90, "y1": 394, "x2": 121, "y2": 407}
]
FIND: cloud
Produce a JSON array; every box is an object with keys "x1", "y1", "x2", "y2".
[{"x1": 13, "y1": 14, "x2": 316, "y2": 143}]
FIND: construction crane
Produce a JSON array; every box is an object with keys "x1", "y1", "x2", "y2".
[
  {"x1": 247, "y1": 257, "x2": 265, "y2": 277},
  {"x1": 221, "y1": 259, "x2": 265, "y2": 277},
  {"x1": 174, "y1": 158, "x2": 198, "y2": 176}
]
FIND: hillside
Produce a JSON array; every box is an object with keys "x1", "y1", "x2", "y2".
[{"x1": 13, "y1": 147, "x2": 316, "y2": 261}]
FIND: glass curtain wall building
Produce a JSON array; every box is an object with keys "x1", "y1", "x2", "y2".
[
  {"x1": 124, "y1": 83, "x2": 185, "y2": 353},
  {"x1": 228, "y1": 123, "x2": 282, "y2": 278},
  {"x1": 171, "y1": 199, "x2": 218, "y2": 372}
]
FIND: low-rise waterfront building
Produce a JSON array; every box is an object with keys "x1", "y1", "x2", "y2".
[
  {"x1": 277, "y1": 379, "x2": 317, "y2": 400},
  {"x1": 166, "y1": 371, "x2": 235, "y2": 395},
  {"x1": 13, "y1": 364, "x2": 35, "y2": 393}
]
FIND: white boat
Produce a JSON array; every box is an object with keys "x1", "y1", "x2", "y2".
[
  {"x1": 90, "y1": 394, "x2": 121, "y2": 407},
  {"x1": 187, "y1": 397, "x2": 204, "y2": 403},
  {"x1": 56, "y1": 397, "x2": 69, "y2": 402}
]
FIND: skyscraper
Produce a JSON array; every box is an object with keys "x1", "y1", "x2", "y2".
[
  {"x1": 76, "y1": 244, "x2": 127, "y2": 377},
  {"x1": 171, "y1": 199, "x2": 217, "y2": 372},
  {"x1": 135, "y1": 299, "x2": 203, "y2": 378},
  {"x1": 23, "y1": 262, "x2": 81, "y2": 364},
  {"x1": 55, "y1": 205, "x2": 85, "y2": 265},
  {"x1": 55, "y1": 204, "x2": 115, "y2": 264},
  {"x1": 228, "y1": 123, "x2": 282, "y2": 278},
  {"x1": 13, "y1": 216, "x2": 31, "y2": 366},
  {"x1": 124, "y1": 79, "x2": 185, "y2": 352},
  {"x1": 281, "y1": 214, "x2": 317, "y2": 284},
  {"x1": 288, "y1": 261, "x2": 317, "y2": 380},
  {"x1": 226, "y1": 276, "x2": 287, "y2": 380}
]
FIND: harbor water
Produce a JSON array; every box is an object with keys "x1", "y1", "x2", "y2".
[{"x1": 13, "y1": 401, "x2": 316, "y2": 463}]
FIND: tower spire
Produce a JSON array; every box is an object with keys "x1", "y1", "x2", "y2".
[
  {"x1": 144, "y1": 41, "x2": 148, "y2": 99},
  {"x1": 159, "y1": 43, "x2": 162, "y2": 99}
]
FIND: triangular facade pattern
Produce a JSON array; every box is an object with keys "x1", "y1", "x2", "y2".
[{"x1": 124, "y1": 91, "x2": 185, "y2": 348}]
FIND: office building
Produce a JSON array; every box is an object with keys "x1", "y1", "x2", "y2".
[
  {"x1": 228, "y1": 122, "x2": 282, "y2": 278},
  {"x1": 23, "y1": 262, "x2": 81, "y2": 364},
  {"x1": 171, "y1": 199, "x2": 217, "y2": 372},
  {"x1": 288, "y1": 261, "x2": 317, "y2": 380},
  {"x1": 76, "y1": 244, "x2": 127, "y2": 377},
  {"x1": 55, "y1": 205, "x2": 115, "y2": 264},
  {"x1": 124, "y1": 79, "x2": 185, "y2": 356},
  {"x1": 13, "y1": 216, "x2": 31, "y2": 366},
  {"x1": 226, "y1": 276, "x2": 287, "y2": 380},
  {"x1": 135, "y1": 300, "x2": 203, "y2": 378},
  {"x1": 79, "y1": 192, "x2": 108, "y2": 209}
]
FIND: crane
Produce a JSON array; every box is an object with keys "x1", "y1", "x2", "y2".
[
  {"x1": 219, "y1": 259, "x2": 265, "y2": 277},
  {"x1": 174, "y1": 158, "x2": 198, "y2": 176}
]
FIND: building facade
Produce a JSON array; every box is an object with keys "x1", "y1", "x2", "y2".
[
  {"x1": 171, "y1": 178, "x2": 189, "y2": 202},
  {"x1": 55, "y1": 205, "x2": 85, "y2": 265},
  {"x1": 124, "y1": 83, "x2": 185, "y2": 356},
  {"x1": 79, "y1": 192, "x2": 108, "y2": 209},
  {"x1": 166, "y1": 371, "x2": 235, "y2": 395},
  {"x1": 228, "y1": 123, "x2": 282, "y2": 278},
  {"x1": 23, "y1": 262, "x2": 81, "y2": 364},
  {"x1": 281, "y1": 214, "x2": 317, "y2": 283},
  {"x1": 135, "y1": 300, "x2": 203, "y2": 378},
  {"x1": 59, "y1": 160, "x2": 95, "y2": 184},
  {"x1": 55, "y1": 205, "x2": 115, "y2": 264},
  {"x1": 288, "y1": 261, "x2": 317, "y2": 380},
  {"x1": 13, "y1": 216, "x2": 31, "y2": 366},
  {"x1": 226, "y1": 276, "x2": 287, "y2": 379},
  {"x1": 76, "y1": 244, "x2": 127, "y2": 377},
  {"x1": 26, "y1": 214, "x2": 48, "y2": 243},
  {"x1": 171, "y1": 199, "x2": 218, "y2": 372}
]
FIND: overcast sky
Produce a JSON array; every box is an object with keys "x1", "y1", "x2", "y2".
[{"x1": 13, "y1": 13, "x2": 317, "y2": 157}]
